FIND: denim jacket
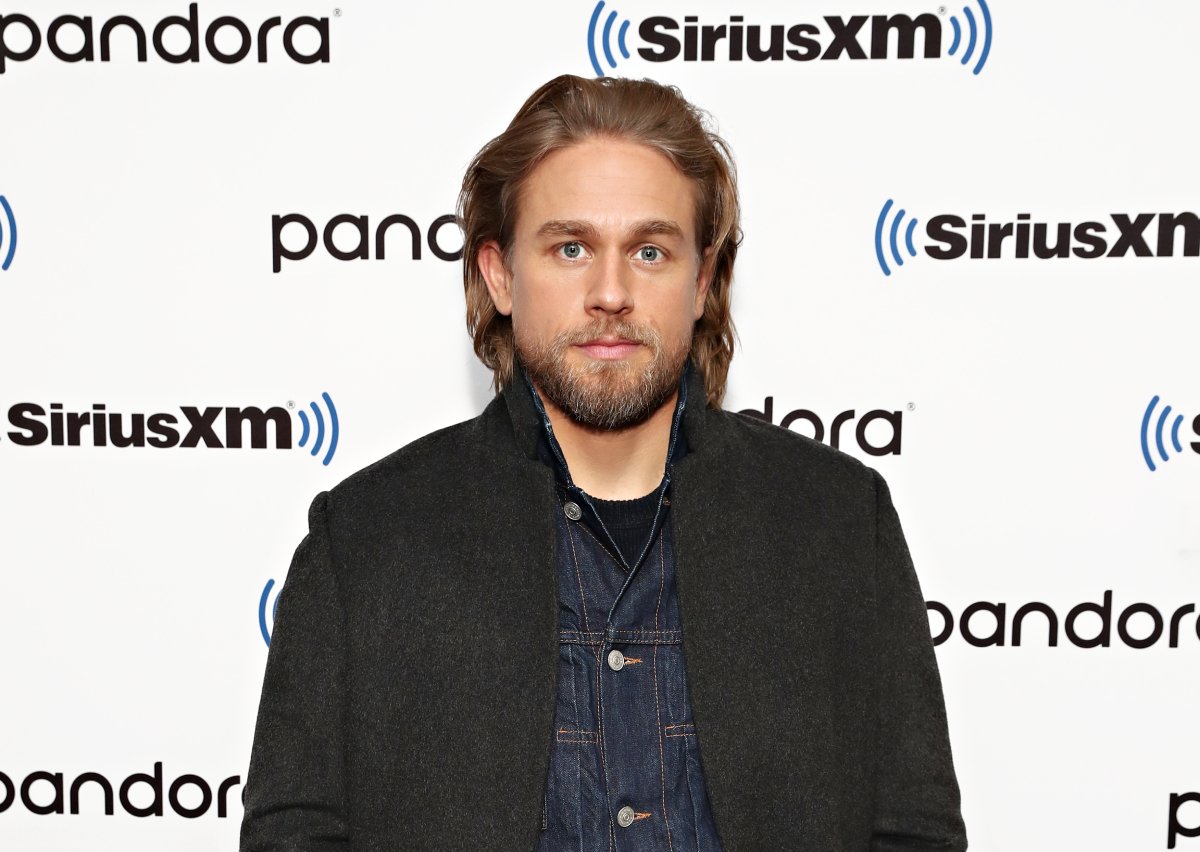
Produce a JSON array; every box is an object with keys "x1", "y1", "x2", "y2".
[{"x1": 528, "y1": 369, "x2": 724, "y2": 850}]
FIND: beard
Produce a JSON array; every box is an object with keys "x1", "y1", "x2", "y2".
[{"x1": 517, "y1": 318, "x2": 691, "y2": 431}]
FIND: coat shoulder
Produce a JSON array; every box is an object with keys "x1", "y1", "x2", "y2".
[
  {"x1": 315, "y1": 403, "x2": 519, "y2": 533},
  {"x1": 702, "y1": 408, "x2": 881, "y2": 502}
]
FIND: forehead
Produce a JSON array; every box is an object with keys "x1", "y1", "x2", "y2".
[{"x1": 515, "y1": 138, "x2": 699, "y2": 241}]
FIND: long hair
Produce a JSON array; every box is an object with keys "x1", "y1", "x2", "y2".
[{"x1": 457, "y1": 74, "x2": 741, "y2": 408}]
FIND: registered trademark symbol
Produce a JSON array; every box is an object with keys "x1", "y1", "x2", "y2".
[
  {"x1": 287, "y1": 400, "x2": 295, "y2": 409},
  {"x1": 937, "y1": 6, "x2": 946, "y2": 14},
  {"x1": 907, "y1": 402, "x2": 916, "y2": 411},
  {"x1": 333, "y1": 8, "x2": 342, "y2": 16}
]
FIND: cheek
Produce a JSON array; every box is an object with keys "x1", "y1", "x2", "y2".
[
  {"x1": 645, "y1": 289, "x2": 700, "y2": 342},
  {"x1": 508, "y1": 260, "x2": 544, "y2": 318},
  {"x1": 510, "y1": 270, "x2": 576, "y2": 336},
  {"x1": 667, "y1": 275, "x2": 702, "y2": 322}
]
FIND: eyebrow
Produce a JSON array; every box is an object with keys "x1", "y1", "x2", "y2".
[{"x1": 534, "y1": 218, "x2": 687, "y2": 242}]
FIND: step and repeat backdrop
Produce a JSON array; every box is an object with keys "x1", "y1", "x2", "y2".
[{"x1": 1, "y1": 1, "x2": 1197, "y2": 850}]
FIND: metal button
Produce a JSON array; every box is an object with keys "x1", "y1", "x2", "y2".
[
  {"x1": 607, "y1": 649, "x2": 625, "y2": 671},
  {"x1": 616, "y1": 805, "x2": 635, "y2": 828},
  {"x1": 563, "y1": 501, "x2": 582, "y2": 521}
]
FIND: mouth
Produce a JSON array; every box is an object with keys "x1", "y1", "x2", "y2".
[{"x1": 574, "y1": 337, "x2": 642, "y2": 360}]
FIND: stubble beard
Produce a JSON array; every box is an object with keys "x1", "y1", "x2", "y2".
[{"x1": 517, "y1": 319, "x2": 691, "y2": 431}]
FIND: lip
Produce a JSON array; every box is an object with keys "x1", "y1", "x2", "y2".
[{"x1": 575, "y1": 338, "x2": 641, "y2": 360}]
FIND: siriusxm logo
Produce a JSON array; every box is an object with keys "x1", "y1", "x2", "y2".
[
  {"x1": 874, "y1": 200, "x2": 1200, "y2": 276},
  {"x1": 0, "y1": 194, "x2": 15, "y2": 270},
  {"x1": 1140, "y1": 396, "x2": 1199, "y2": 472},
  {"x1": 585, "y1": 1, "x2": 992, "y2": 76},
  {"x1": 296, "y1": 393, "x2": 339, "y2": 466},
  {"x1": 0, "y1": 393, "x2": 340, "y2": 465},
  {"x1": 271, "y1": 211, "x2": 461, "y2": 273},
  {"x1": 0, "y1": 5, "x2": 330, "y2": 74},
  {"x1": 259, "y1": 578, "x2": 280, "y2": 647}
]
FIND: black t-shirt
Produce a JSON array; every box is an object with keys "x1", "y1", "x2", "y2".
[{"x1": 588, "y1": 486, "x2": 663, "y2": 568}]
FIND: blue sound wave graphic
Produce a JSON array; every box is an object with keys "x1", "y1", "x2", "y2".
[
  {"x1": 0, "y1": 195, "x2": 16, "y2": 271},
  {"x1": 259, "y1": 578, "x2": 280, "y2": 647},
  {"x1": 587, "y1": 1, "x2": 631, "y2": 77},
  {"x1": 947, "y1": 0, "x2": 993, "y2": 75},
  {"x1": 874, "y1": 199, "x2": 920, "y2": 277},
  {"x1": 1140, "y1": 395, "x2": 1185, "y2": 472},
  {"x1": 297, "y1": 391, "x2": 339, "y2": 466}
]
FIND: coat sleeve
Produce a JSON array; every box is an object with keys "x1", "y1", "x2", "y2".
[
  {"x1": 240, "y1": 491, "x2": 350, "y2": 850},
  {"x1": 869, "y1": 470, "x2": 968, "y2": 851}
]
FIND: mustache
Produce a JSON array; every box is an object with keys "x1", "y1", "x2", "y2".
[{"x1": 553, "y1": 319, "x2": 661, "y2": 348}]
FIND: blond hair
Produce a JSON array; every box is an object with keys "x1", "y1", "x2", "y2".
[{"x1": 457, "y1": 74, "x2": 741, "y2": 408}]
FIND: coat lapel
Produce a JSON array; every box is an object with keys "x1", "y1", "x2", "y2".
[{"x1": 670, "y1": 370, "x2": 774, "y2": 845}]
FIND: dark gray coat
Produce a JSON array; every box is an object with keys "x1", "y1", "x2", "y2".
[{"x1": 241, "y1": 367, "x2": 967, "y2": 851}]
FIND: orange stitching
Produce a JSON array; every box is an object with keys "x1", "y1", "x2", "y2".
[
  {"x1": 633, "y1": 810, "x2": 653, "y2": 821},
  {"x1": 664, "y1": 723, "x2": 694, "y2": 730},
  {"x1": 652, "y1": 528, "x2": 675, "y2": 852},
  {"x1": 655, "y1": 530, "x2": 664, "y2": 632},
  {"x1": 564, "y1": 517, "x2": 592, "y2": 634},
  {"x1": 622, "y1": 657, "x2": 643, "y2": 664},
  {"x1": 572, "y1": 516, "x2": 625, "y2": 568},
  {"x1": 593, "y1": 641, "x2": 610, "y2": 846},
  {"x1": 556, "y1": 730, "x2": 598, "y2": 743}
]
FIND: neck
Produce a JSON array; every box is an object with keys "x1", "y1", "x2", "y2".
[{"x1": 537, "y1": 388, "x2": 677, "y2": 500}]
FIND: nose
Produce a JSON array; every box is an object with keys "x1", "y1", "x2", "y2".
[{"x1": 583, "y1": 250, "x2": 633, "y2": 317}]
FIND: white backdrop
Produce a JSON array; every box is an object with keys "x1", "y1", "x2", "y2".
[{"x1": 1, "y1": 1, "x2": 1198, "y2": 850}]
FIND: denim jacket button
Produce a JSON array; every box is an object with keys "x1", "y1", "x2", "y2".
[
  {"x1": 616, "y1": 805, "x2": 635, "y2": 828},
  {"x1": 563, "y1": 501, "x2": 583, "y2": 521},
  {"x1": 607, "y1": 649, "x2": 625, "y2": 671}
]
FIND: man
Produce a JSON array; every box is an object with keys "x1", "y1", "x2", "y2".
[{"x1": 241, "y1": 74, "x2": 967, "y2": 851}]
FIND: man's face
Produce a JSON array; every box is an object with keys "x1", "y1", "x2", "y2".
[{"x1": 478, "y1": 137, "x2": 714, "y2": 430}]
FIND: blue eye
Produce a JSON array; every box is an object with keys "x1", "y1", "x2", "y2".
[
  {"x1": 639, "y1": 246, "x2": 661, "y2": 262},
  {"x1": 561, "y1": 242, "x2": 583, "y2": 259}
]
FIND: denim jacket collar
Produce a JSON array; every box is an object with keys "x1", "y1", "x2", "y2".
[{"x1": 504, "y1": 360, "x2": 695, "y2": 574}]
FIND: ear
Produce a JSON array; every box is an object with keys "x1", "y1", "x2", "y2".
[
  {"x1": 477, "y1": 239, "x2": 514, "y2": 316},
  {"x1": 693, "y1": 246, "x2": 716, "y2": 321}
]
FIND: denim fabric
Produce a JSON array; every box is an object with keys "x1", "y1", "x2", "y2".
[{"x1": 528, "y1": 371, "x2": 724, "y2": 852}]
